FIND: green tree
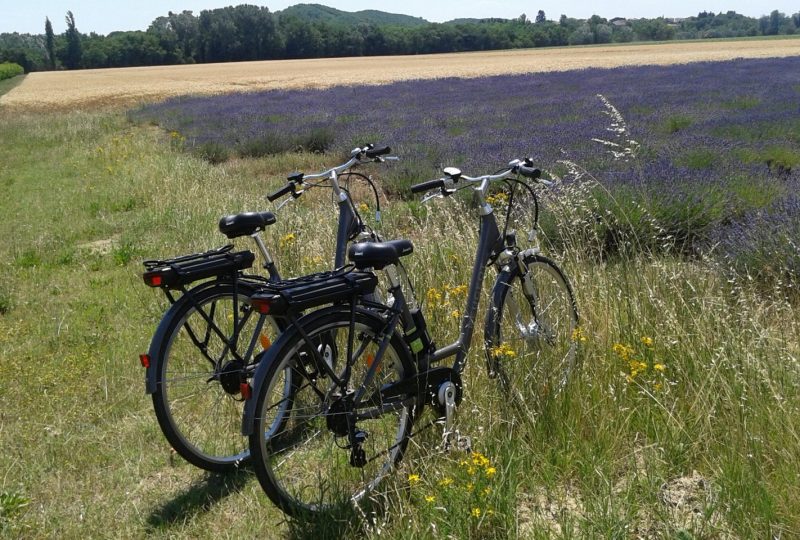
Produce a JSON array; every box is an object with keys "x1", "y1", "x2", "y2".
[
  {"x1": 62, "y1": 10, "x2": 82, "y2": 68},
  {"x1": 535, "y1": 10, "x2": 546, "y2": 24},
  {"x1": 45, "y1": 17, "x2": 56, "y2": 69}
]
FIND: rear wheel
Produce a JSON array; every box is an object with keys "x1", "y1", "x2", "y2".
[
  {"x1": 249, "y1": 308, "x2": 417, "y2": 516},
  {"x1": 151, "y1": 280, "x2": 280, "y2": 472},
  {"x1": 486, "y1": 255, "x2": 578, "y2": 412}
]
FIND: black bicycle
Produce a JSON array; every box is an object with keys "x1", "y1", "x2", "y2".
[
  {"x1": 241, "y1": 158, "x2": 579, "y2": 515},
  {"x1": 139, "y1": 144, "x2": 394, "y2": 472}
]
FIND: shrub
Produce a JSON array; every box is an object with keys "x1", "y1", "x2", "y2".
[{"x1": 0, "y1": 62, "x2": 24, "y2": 81}]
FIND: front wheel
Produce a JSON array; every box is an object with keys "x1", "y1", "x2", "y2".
[
  {"x1": 248, "y1": 308, "x2": 417, "y2": 517},
  {"x1": 485, "y1": 255, "x2": 579, "y2": 412}
]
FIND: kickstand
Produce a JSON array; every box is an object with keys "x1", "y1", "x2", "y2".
[{"x1": 439, "y1": 381, "x2": 471, "y2": 453}]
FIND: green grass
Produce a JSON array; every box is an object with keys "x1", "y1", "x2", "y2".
[
  {"x1": 0, "y1": 73, "x2": 25, "y2": 98},
  {"x1": 0, "y1": 107, "x2": 798, "y2": 538}
]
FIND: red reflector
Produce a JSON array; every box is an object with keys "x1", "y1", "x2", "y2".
[
  {"x1": 139, "y1": 354, "x2": 151, "y2": 368},
  {"x1": 145, "y1": 274, "x2": 163, "y2": 287},
  {"x1": 240, "y1": 382, "x2": 252, "y2": 400},
  {"x1": 251, "y1": 298, "x2": 271, "y2": 314}
]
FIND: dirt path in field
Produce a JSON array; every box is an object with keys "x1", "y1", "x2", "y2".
[{"x1": 3, "y1": 38, "x2": 799, "y2": 111}]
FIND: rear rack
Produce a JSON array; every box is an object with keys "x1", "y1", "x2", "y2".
[
  {"x1": 142, "y1": 245, "x2": 256, "y2": 289},
  {"x1": 249, "y1": 267, "x2": 377, "y2": 316}
]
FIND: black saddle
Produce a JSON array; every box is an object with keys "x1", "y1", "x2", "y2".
[
  {"x1": 218, "y1": 211, "x2": 276, "y2": 239},
  {"x1": 348, "y1": 239, "x2": 414, "y2": 270}
]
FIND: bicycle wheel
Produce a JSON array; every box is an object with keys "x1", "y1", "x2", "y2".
[
  {"x1": 150, "y1": 280, "x2": 280, "y2": 472},
  {"x1": 485, "y1": 255, "x2": 578, "y2": 411},
  {"x1": 249, "y1": 307, "x2": 417, "y2": 516}
]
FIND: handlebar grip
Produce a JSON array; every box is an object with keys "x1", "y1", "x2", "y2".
[
  {"x1": 267, "y1": 183, "x2": 294, "y2": 202},
  {"x1": 365, "y1": 145, "x2": 391, "y2": 158},
  {"x1": 518, "y1": 166, "x2": 541, "y2": 180},
  {"x1": 410, "y1": 178, "x2": 445, "y2": 193}
]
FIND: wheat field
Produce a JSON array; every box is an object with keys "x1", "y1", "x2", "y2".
[{"x1": 2, "y1": 38, "x2": 799, "y2": 110}]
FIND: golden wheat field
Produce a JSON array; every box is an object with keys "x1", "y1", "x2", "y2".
[{"x1": 2, "y1": 38, "x2": 800, "y2": 111}]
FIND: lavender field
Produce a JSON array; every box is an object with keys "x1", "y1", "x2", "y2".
[{"x1": 133, "y1": 56, "x2": 800, "y2": 286}]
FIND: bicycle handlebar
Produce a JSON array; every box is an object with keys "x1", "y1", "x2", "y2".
[
  {"x1": 365, "y1": 145, "x2": 391, "y2": 158},
  {"x1": 412, "y1": 159, "x2": 548, "y2": 196},
  {"x1": 266, "y1": 182, "x2": 296, "y2": 202},
  {"x1": 410, "y1": 178, "x2": 446, "y2": 193}
]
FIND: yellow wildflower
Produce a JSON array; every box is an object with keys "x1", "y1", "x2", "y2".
[
  {"x1": 653, "y1": 363, "x2": 666, "y2": 372},
  {"x1": 471, "y1": 452, "x2": 491, "y2": 468},
  {"x1": 572, "y1": 327, "x2": 588, "y2": 342},
  {"x1": 451, "y1": 309, "x2": 461, "y2": 319},
  {"x1": 490, "y1": 343, "x2": 516, "y2": 359},
  {"x1": 408, "y1": 474, "x2": 420, "y2": 485},
  {"x1": 439, "y1": 477, "x2": 453, "y2": 487},
  {"x1": 358, "y1": 202, "x2": 369, "y2": 213},
  {"x1": 426, "y1": 287, "x2": 442, "y2": 307},
  {"x1": 613, "y1": 343, "x2": 635, "y2": 360},
  {"x1": 485, "y1": 466, "x2": 497, "y2": 478},
  {"x1": 279, "y1": 232, "x2": 296, "y2": 248},
  {"x1": 471, "y1": 507, "x2": 482, "y2": 518},
  {"x1": 425, "y1": 495, "x2": 436, "y2": 503},
  {"x1": 641, "y1": 336, "x2": 654, "y2": 347}
]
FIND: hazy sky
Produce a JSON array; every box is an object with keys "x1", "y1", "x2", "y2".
[{"x1": 2, "y1": 1, "x2": 797, "y2": 35}]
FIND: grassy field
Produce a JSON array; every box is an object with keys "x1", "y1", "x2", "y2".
[
  {"x1": 1, "y1": 42, "x2": 799, "y2": 539},
  {"x1": 1, "y1": 37, "x2": 799, "y2": 111}
]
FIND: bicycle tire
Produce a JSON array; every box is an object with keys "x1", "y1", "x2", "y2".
[
  {"x1": 248, "y1": 306, "x2": 417, "y2": 516},
  {"x1": 150, "y1": 279, "x2": 281, "y2": 472},
  {"x1": 485, "y1": 254, "x2": 579, "y2": 412}
]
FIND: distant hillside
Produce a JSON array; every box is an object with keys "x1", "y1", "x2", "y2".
[
  {"x1": 446, "y1": 18, "x2": 510, "y2": 25},
  {"x1": 278, "y1": 3, "x2": 428, "y2": 26}
]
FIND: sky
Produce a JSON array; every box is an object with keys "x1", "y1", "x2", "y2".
[{"x1": 2, "y1": 1, "x2": 797, "y2": 35}]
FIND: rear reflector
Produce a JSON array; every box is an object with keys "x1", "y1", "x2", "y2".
[
  {"x1": 144, "y1": 274, "x2": 163, "y2": 287},
  {"x1": 250, "y1": 298, "x2": 272, "y2": 314},
  {"x1": 139, "y1": 354, "x2": 151, "y2": 368},
  {"x1": 240, "y1": 382, "x2": 252, "y2": 400},
  {"x1": 260, "y1": 334, "x2": 272, "y2": 350}
]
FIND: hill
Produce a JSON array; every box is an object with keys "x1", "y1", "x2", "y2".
[{"x1": 277, "y1": 3, "x2": 428, "y2": 26}]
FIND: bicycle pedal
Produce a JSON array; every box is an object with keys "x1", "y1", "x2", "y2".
[{"x1": 441, "y1": 429, "x2": 472, "y2": 453}]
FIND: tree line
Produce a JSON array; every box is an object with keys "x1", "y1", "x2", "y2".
[{"x1": 2, "y1": 6, "x2": 800, "y2": 72}]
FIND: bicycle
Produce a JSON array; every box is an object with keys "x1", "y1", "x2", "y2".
[
  {"x1": 139, "y1": 144, "x2": 395, "y2": 472},
  {"x1": 240, "y1": 158, "x2": 579, "y2": 516}
]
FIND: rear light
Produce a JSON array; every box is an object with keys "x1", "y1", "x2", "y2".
[
  {"x1": 249, "y1": 297, "x2": 272, "y2": 314},
  {"x1": 240, "y1": 382, "x2": 252, "y2": 400},
  {"x1": 143, "y1": 273, "x2": 163, "y2": 287},
  {"x1": 139, "y1": 354, "x2": 151, "y2": 368}
]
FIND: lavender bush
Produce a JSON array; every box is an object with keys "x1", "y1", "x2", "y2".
[{"x1": 131, "y1": 56, "x2": 800, "y2": 285}]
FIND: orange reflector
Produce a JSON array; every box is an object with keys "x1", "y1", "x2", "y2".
[
  {"x1": 139, "y1": 354, "x2": 151, "y2": 368},
  {"x1": 366, "y1": 353, "x2": 380, "y2": 373},
  {"x1": 240, "y1": 382, "x2": 252, "y2": 400},
  {"x1": 260, "y1": 334, "x2": 272, "y2": 350}
]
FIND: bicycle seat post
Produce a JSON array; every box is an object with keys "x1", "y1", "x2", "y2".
[{"x1": 250, "y1": 232, "x2": 277, "y2": 274}]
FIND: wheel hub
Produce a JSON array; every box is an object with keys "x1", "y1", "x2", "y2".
[
  {"x1": 218, "y1": 359, "x2": 246, "y2": 395},
  {"x1": 326, "y1": 393, "x2": 354, "y2": 437}
]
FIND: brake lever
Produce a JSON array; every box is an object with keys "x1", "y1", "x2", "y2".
[
  {"x1": 421, "y1": 191, "x2": 445, "y2": 204},
  {"x1": 275, "y1": 196, "x2": 295, "y2": 211}
]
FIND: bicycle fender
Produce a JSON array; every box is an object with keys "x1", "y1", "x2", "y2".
[{"x1": 484, "y1": 267, "x2": 516, "y2": 350}]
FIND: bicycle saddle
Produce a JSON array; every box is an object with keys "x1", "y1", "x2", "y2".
[
  {"x1": 218, "y1": 211, "x2": 277, "y2": 239},
  {"x1": 348, "y1": 239, "x2": 414, "y2": 270}
]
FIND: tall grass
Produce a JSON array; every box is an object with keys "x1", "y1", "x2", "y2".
[{"x1": 0, "y1": 108, "x2": 798, "y2": 538}]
